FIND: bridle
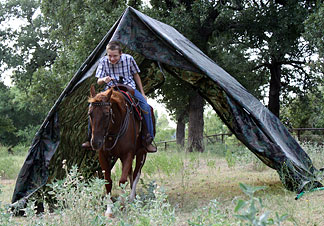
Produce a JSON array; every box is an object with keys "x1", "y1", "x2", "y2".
[{"x1": 90, "y1": 100, "x2": 131, "y2": 151}]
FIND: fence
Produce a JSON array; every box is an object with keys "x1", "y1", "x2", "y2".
[
  {"x1": 156, "y1": 128, "x2": 324, "y2": 151},
  {"x1": 156, "y1": 133, "x2": 232, "y2": 151},
  {"x1": 290, "y1": 128, "x2": 324, "y2": 144}
]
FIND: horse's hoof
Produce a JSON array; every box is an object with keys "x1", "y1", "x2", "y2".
[
  {"x1": 105, "y1": 203, "x2": 114, "y2": 218},
  {"x1": 105, "y1": 212, "x2": 114, "y2": 218}
]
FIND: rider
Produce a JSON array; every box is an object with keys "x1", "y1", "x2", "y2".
[{"x1": 82, "y1": 41, "x2": 157, "y2": 153}]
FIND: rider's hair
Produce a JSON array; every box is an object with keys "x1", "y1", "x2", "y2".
[{"x1": 107, "y1": 41, "x2": 122, "y2": 53}]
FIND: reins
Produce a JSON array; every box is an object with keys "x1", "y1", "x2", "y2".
[{"x1": 90, "y1": 98, "x2": 132, "y2": 151}]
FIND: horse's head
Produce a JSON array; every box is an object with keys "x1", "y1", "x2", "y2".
[{"x1": 88, "y1": 85, "x2": 114, "y2": 150}]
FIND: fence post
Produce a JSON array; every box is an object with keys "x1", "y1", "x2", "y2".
[{"x1": 297, "y1": 129, "x2": 301, "y2": 141}]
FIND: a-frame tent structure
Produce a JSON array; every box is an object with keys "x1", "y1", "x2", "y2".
[{"x1": 12, "y1": 6, "x2": 323, "y2": 206}]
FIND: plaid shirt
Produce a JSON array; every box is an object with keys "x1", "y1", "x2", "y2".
[{"x1": 95, "y1": 53, "x2": 140, "y2": 90}]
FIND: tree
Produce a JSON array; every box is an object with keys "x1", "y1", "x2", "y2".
[
  {"x1": 204, "y1": 107, "x2": 229, "y2": 135},
  {"x1": 304, "y1": 2, "x2": 324, "y2": 74},
  {"x1": 2, "y1": 0, "x2": 58, "y2": 91},
  {"x1": 146, "y1": 0, "x2": 243, "y2": 152},
  {"x1": 151, "y1": 71, "x2": 190, "y2": 147},
  {"x1": 212, "y1": 0, "x2": 321, "y2": 117},
  {"x1": 0, "y1": 82, "x2": 15, "y2": 145},
  {"x1": 0, "y1": 0, "x2": 61, "y2": 145},
  {"x1": 154, "y1": 111, "x2": 176, "y2": 142},
  {"x1": 281, "y1": 86, "x2": 324, "y2": 129}
]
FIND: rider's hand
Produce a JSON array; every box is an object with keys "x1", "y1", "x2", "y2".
[{"x1": 103, "y1": 76, "x2": 112, "y2": 83}]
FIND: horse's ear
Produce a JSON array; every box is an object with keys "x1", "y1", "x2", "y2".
[
  {"x1": 107, "y1": 89, "x2": 113, "y2": 100},
  {"x1": 90, "y1": 85, "x2": 96, "y2": 98}
]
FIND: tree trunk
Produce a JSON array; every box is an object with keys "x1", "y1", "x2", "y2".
[
  {"x1": 187, "y1": 93, "x2": 204, "y2": 152},
  {"x1": 268, "y1": 62, "x2": 281, "y2": 117},
  {"x1": 176, "y1": 113, "x2": 185, "y2": 147}
]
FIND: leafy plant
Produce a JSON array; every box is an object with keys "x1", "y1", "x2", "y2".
[
  {"x1": 234, "y1": 183, "x2": 288, "y2": 225},
  {"x1": 188, "y1": 200, "x2": 229, "y2": 226},
  {"x1": 225, "y1": 149, "x2": 236, "y2": 168},
  {"x1": 110, "y1": 181, "x2": 176, "y2": 226},
  {"x1": 0, "y1": 185, "x2": 15, "y2": 226}
]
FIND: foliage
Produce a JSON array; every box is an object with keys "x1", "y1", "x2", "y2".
[
  {"x1": 0, "y1": 83, "x2": 45, "y2": 146},
  {"x1": 151, "y1": 72, "x2": 191, "y2": 124},
  {"x1": 234, "y1": 183, "x2": 288, "y2": 225},
  {"x1": 111, "y1": 182, "x2": 176, "y2": 225},
  {"x1": 0, "y1": 0, "x2": 61, "y2": 146},
  {"x1": 143, "y1": 150, "x2": 183, "y2": 178},
  {"x1": 188, "y1": 200, "x2": 229, "y2": 226},
  {"x1": 1, "y1": 0, "x2": 323, "y2": 148},
  {"x1": 154, "y1": 112, "x2": 176, "y2": 142},
  {"x1": 2, "y1": 0, "x2": 58, "y2": 91},
  {"x1": 204, "y1": 107, "x2": 229, "y2": 135},
  {"x1": 281, "y1": 86, "x2": 324, "y2": 128},
  {"x1": 2, "y1": 141, "x2": 324, "y2": 225},
  {"x1": 0, "y1": 82, "x2": 15, "y2": 145},
  {"x1": 0, "y1": 145, "x2": 26, "y2": 179},
  {"x1": 304, "y1": 2, "x2": 324, "y2": 73},
  {"x1": 9, "y1": 164, "x2": 176, "y2": 226},
  {"x1": 210, "y1": 0, "x2": 322, "y2": 116},
  {"x1": 146, "y1": 0, "x2": 233, "y2": 151},
  {"x1": 0, "y1": 185, "x2": 15, "y2": 226},
  {"x1": 42, "y1": 164, "x2": 109, "y2": 226}
]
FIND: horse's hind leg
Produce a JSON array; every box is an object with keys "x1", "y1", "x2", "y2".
[
  {"x1": 128, "y1": 166, "x2": 134, "y2": 189},
  {"x1": 130, "y1": 150, "x2": 147, "y2": 201}
]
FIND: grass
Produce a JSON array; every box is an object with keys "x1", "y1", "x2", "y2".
[
  {"x1": 0, "y1": 145, "x2": 27, "y2": 180},
  {"x1": 0, "y1": 141, "x2": 324, "y2": 225}
]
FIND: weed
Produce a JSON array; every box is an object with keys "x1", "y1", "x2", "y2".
[
  {"x1": 0, "y1": 185, "x2": 16, "y2": 226},
  {"x1": 225, "y1": 149, "x2": 236, "y2": 168},
  {"x1": 111, "y1": 182, "x2": 175, "y2": 226},
  {"x1": 234, "y1": 183, "x2": 288, "y2": 225},
  {"x1": 0, "y1": 155, "x2": 25, "y2": 179},
  {"x1": 187, "y1": 199, "x2": 230, "y2": 225},
  {"x1": 252, "y1": 157, "x2": 268, "y2": 172}
]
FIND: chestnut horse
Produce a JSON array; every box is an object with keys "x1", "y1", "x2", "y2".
[{"x1": 88, "y1": 85, "x2": 147, "y2": 216}]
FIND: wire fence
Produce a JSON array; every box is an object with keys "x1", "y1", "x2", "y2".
[{"x1": 156, "y1": 128, "x2": 324, "y2": 151}]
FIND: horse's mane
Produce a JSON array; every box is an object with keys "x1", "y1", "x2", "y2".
[{"x1": 88, "y1": 88, "x2": 124, "y2": 105}]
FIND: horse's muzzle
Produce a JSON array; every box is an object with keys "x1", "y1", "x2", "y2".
[{"x1": 91, "y1": 137, "x2": 104, "y2": 150}]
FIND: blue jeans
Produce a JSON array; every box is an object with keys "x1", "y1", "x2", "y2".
[{"x1": 134, "y1": 89, "x2": 154, "y2": 139}]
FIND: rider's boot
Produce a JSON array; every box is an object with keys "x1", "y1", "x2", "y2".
[
  {"x1": 144, "y1": 133, "x2": 157, "y2": 153},
  {"x1": 82, "y1": 119, "x2": 93, "y2": 150},
  {"x1": 81, "y1": 141, "x2": 92, "y2": 149}
]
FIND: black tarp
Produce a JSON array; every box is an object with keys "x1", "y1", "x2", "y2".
[{"x1": 12, "y1": 6, "x2": 323, "y2": 207}]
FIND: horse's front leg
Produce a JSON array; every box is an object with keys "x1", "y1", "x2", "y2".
[
  {"x1": 98, "y1": 150, "x2": 113, "y2": 218},
  {"x1": 98, "y1": 150, "x2": 112, "y2": 194},
  {"x1": 120, "y1": 153, "x2": 134, "y2": 187}
]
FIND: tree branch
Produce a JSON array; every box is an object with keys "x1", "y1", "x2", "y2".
[{"x1": 252, "y1": 63, "x2": 271, "y2": 70}]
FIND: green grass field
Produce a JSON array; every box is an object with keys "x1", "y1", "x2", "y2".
[{"x1": 1, "y1": 142, "x2": 324, "y2": 225}]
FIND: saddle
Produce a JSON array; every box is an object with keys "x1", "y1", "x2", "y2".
[
  {"x1": 112, "y1": 84, "x2": 156, "y2": 136},
  {"x1": 112, "y1": 84, "x2": 142, "y2": 120}
]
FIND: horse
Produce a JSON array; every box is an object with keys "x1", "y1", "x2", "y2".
[{"x1": 88, "y1": 85, "x2": 148, "y2": 217}]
